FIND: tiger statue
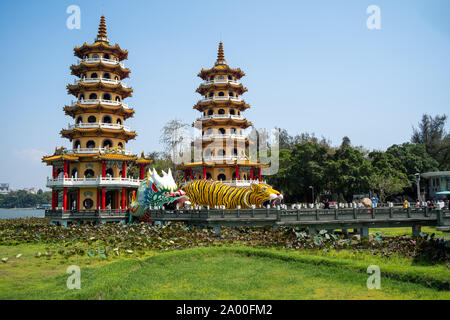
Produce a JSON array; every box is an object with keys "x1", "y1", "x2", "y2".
[{"x1": 185, "y1": 180, "x2": 283, "y2": 209}]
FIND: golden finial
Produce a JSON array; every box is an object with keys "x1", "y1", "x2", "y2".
[
  {"x1": 95, "y1": 15, "x2": 108, "y2": 43},
  {"x1": 215, "y1": 41, "x2": 227, "y2": 66}
]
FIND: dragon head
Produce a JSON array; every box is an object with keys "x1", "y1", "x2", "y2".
[
  {"x1": 144, "y1": 168, "x2": 188, "y2": 209},
  {"x1": 130, "y1": 168, "x2": 189, "y2": 217}
]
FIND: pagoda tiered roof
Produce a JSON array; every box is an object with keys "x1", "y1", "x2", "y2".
[
  {"x1": 66, "y1": 81, "x2": 133, "y2": 98},
  {"x1": 194, "y1": 118, "x2": 252, "y2": 129},
  {"x1": 198, "y1": 43, "x2": 245, "y2": 79},
  {"x1": 70, "y1": 61, "x2": 130, "y2": 79},
  {"x1": 73, "y1": 16, "x2": 128, "y2": 61},
  {"x1": 196, "y1": 82, "x2": 247, "y2": 95},
  {"x1": 63, "y1": 103, "x2": 135, "y2": 119},
  {"x1": 60, "y1": 127, "x2": 137, "y2": 142},
  {"x1": 193, "y1": 100, "x2": 250, "y2": 112}
]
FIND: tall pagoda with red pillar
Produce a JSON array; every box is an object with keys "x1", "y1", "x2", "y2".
[
  {"x1": 178, "y1": 42, "x2": 266, "y2": 184},
  {"x1": 42, "y1": 16, "x2": 151, "y2": 225}
]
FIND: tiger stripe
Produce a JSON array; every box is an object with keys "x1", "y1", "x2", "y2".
[{"x1": 184, "y1": 180, "x2": 280, "y2": 209}]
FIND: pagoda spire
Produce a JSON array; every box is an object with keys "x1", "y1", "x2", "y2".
[
  {"x1": 95, "y1": 15, "x2": 108, "y2": 43},
  {"x1": 215, "y1": 41, "x2": 227, "y2": 66}
]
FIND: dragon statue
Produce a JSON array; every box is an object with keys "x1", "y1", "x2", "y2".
[
  {"x1": 130, "y1": 168, "x2": 188, "y2": 222},
  {"x1": 130, "y1": 168, "x2": 283, "y2": 222}
]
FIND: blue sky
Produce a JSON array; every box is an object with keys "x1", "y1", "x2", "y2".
[{"x1": 0, "y1": 0, "x2": 449, "y2": 189}]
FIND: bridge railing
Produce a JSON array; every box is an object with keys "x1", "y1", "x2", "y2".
[{"x1": 144, "y1": 206, "x2": 449, "y2": 227}]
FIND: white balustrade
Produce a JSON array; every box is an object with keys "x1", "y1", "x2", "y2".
[
  {"x1": 71, "y1": 99, "x2": 131, "y2": 109},
  {"x1": 68, "y1": 122, "x2": 131, "y2": 132},
  {"x1": 65, "y1": 147, "x2": 133, "y2": 155},
  {"x1": 46, "y1": 176, "x2": 141, "y2": 187},
  {"x1": 202, "y1": 134, "x2": 246, "y2": 140},
  {"x1": 74, "y1": 77, "x2": 128, "y2": 88},
  {"x1": 203, "y1": 156, "x2": 248, "y2": 162},
  {"x1": 201, "y1": 79, "x2": 241, "y2": 86},
  {"x1": 198, "y1": 114, "x2": 245, "y2": 121},
  {"x1": 200, "y1": 96, "x2": 243, "y2": 103},
  {"x1": 80, "y1": 58, "x2": 125, "y2": 68}
]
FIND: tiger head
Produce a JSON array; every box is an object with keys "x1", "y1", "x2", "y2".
[{"x1": 249, "y1": 183, "x2": 283, "y2": 207}]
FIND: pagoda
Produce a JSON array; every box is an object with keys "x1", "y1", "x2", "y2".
[
  {"x1": 178, "y1": 42, "x2": 265, "y2": 184},
  {"x1": 42, "y1": 16, "x2": 151, "y2": 224}
]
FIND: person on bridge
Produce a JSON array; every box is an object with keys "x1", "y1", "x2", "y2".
[{"x1": 403, "y1": 199, "x2": 408, "y2": 209}]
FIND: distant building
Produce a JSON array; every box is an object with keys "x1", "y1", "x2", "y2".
[
  {"x1": 0, "y1": 183, "x2": 9, "y2": 195},
  {"x1": 421, "y1": 171, "x2": 450, "y2": 200},
  {"x1": 23, "y1": 188, "x2": 39, "y2": 194}
]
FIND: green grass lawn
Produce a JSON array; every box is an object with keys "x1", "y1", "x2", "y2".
[
  {"x1": 369, "y1": 227, "x2": 450, "y2": 237},
  {"x1": 1, "y1": 245, "x2": 449, "y2": 300}
]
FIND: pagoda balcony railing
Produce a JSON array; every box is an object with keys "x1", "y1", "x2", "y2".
[
  {"x1": 47, "y1": 176, "x2": 141, "y2": 188},
  {"x1": 68, "y1": 122, "x2": 131, "y2": 132},
  {"x1": 200, "y1": 96, "x2": 243, "y2": 103},
  {"x1": 74, "y1": 77, "x2": 128, "y2": 88},
  {"x1": 202, "y1": 134, "x2": 246, "y2": 141},
  {"x1": 80, "y1": 57, "x2": 125, "y2": 68},
  {"x1": 66, "y1": 147, "x2": 134, "y2": 155},
  {"x1": 201, "y1": 79, "x2": 241, "y2": 86},
  {"x1": 71, "y1": 99, "x2": 131, "y2": 109},
  {"x1": 203, "y1": 156, "x2": 248, "y2": 162},
  {"x1": 198, "y1": 115, "x2": 245, "y2": 121}
]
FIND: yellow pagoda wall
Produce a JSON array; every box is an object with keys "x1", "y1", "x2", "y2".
[
  {"x1": 72, "y1": 136, "x2": 127, "y2": 150},
  {"x1": 73, "y1": 113, "x2": 124, "y2": 124}
]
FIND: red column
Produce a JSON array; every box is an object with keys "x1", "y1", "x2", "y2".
[
  {"x1": 236, "y1": 166, "x2": 240, "y2": 180},
  {"x1": 258, "y1": 168, "x2": 262, "y2": 182},
  {"x1": 52, "y1": 166, "x2": 57, "y2": 178},
  {"x1": 96, "y1": 189, "x2": 100, "y2": 210},
  {"x1": 63, "y1": 161, "x2": 68, "y2": 179},
  {"x1": 184, "y1": 170, "x2": 187, "y2": 181},
  {"x1": 250, "y1": 167, "x2": 254, "y2": 180},
  {"x1": 190, "y1": 169, "x2": 194, "y2": 180},
  {"x1": 63, "y1": 188, "x2": 67, "y2": 211},
  {"x1": 51, "y1": 190, "x2": 56, "y2": 210},
  {"x1": 203, "y1": 167, "x2": 207, "y2": 180},
  {"x1": 122, "y1": 187, "x2": 126, "y2": 210},
  {"x1": 77, "y1": 189, "x2": 80, "y2": 211},
  {"x1": 101, "y1": 187, "x2": 106, "y2": 210},
  {"x1": 102, "y1": 161, "x2": 106, "y2": 178},
  {"x1": 122, "y1": 161, "x2": 127, "y2": 179},
  {"x1": 139, "y1": 164, "x2": 145, "y2": 180}
]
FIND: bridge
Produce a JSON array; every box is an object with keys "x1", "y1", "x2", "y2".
[
  {"x1": 45, "y1": 206, "x2": 450, "y2": 236},
  {"x1": 143, "y1": 206, "x2": 450, "y2": 236}
]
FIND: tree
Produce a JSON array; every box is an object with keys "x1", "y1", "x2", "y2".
[
  {"x1": 271, "y1": 142, "x2": 329, "y2": 203},
  {"x1": 325, "y1": 141, "x2": 373, "y2": 202},
  {"x1": 385, "y1": 143, "x2": 439, "y2": 195},
  {"x1": 368, "y1": 150, "x2": 410, "y2": 201},
  {"x1": 411, "y1": 114, "x2": 450, "y2": 170}
]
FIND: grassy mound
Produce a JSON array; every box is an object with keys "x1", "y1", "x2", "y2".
[{"x1": 1, "y1": 246, "x2": 449, "y2": 300}]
